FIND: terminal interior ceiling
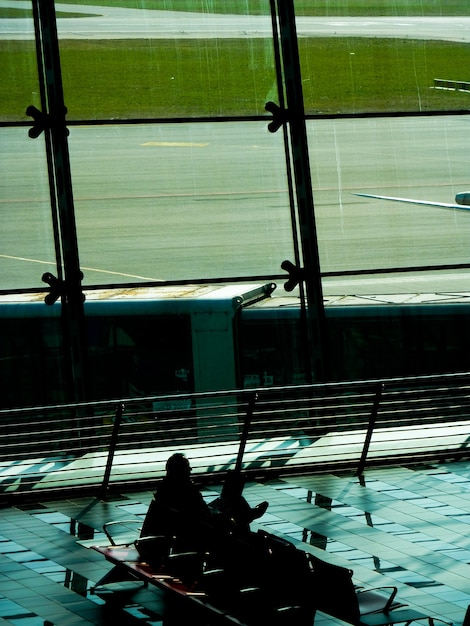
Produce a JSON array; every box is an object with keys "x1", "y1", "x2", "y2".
[{"x1": 1, "y1": 0, "x2": 470, "y2": 405}]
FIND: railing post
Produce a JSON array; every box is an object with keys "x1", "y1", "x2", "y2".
[
  {"x1": 234, "y1": 391, "x2": 258, "y2": 475},
  {"x1": 356, "y1": 383, "x2": 384, "y2": 477},
  {"x1": 100, "y1": 403, "x2": 124, "y2": 500}
]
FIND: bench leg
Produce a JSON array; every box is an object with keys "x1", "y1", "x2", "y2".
[{"x1": 91, "y1": 564, "x2": 146, "y2": 592}]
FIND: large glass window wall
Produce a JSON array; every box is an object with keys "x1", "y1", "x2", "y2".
[
  {"x1": 1, "y1": 0, "x2": 469, "y2": 407},
  {"x1": 310, "y1": 116, "x2": 470, "y2": 280},
  {"x1": 296, "y1": 2, "x2": 470, "y2": 295},
  {"x1": 69, "y1": 121, "x2": 293, "y2": 283}
]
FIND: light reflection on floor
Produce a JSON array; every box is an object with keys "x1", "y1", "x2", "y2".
[{"x1": 3, "y1": 462, "x2": 470, "y2": 624}]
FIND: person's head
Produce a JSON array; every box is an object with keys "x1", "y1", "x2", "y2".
[{"x1": 165, "y1": 453, "x2": 191, "y2": 482}]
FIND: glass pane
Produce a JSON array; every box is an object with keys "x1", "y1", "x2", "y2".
[
  {"x1": 0, "y1": 4, "x2": 57, "y2": 291},
  {"x1": 0, "y1": 7, "x2": 40, "y2": 122},
  {"x1": 310, "y1": 115, "x2": 470, "y2": 295},
  {"x1": 0, "y1": 127, "x2": 56, "y2": 290},
  {"x1": 297, "y1": 3, "x2": 470, "y2": 115},
  {"x1": 56, "y1": 2, "x2": 276, "y2": 120},
  {"x1": 69, "y1": 121, "x2": 294, "y2": 284}
]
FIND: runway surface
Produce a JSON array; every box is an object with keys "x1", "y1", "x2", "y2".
[
  {"x1": 1, "y1": 1, "x2": 470, "y2": 42},
  {"x1": 2, "y1": 115, "x2": 470, "y2": 294}
]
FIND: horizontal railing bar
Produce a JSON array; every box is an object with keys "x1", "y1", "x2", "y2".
[
  {"x1": 2, "y1": 372, "x2": 470, "y2": 417},
  {"x1": 2, "y1": 372, "x2": 470, "y2": 500}
]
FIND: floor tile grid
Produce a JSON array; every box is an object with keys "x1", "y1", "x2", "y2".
[
  {"x1": 2, "y1": 465, "x2": 470, "y2": 625},
  {"x1": 1, "y1": 520, "x2": 105, "y2": 625},
  {"x1": 255, "y1": 472, "x2": 469, "y2": 624},
  {"x1": 0, "y1": 496, "x2": 164, "y2": 626},
  {"x1": 250, "y1": 480, "x2": 461, "y2": 617},
  {"x1": 0, "y1": 554, "x2": 104, "y2": 625},
  {"x1": 280, "y1": 471, "x2": 470, "y2": 552},
  {"x1": 363, "y1": 465, "x2": 470, "y2": 511},
  {"x1": 283, "y1": 473, "x2": 470, "y2": 558},
  {"x1": 244, "y1": 470, "x2": 470, "y2": 625}
]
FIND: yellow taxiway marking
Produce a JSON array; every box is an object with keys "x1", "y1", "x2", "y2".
[
  {"x1": 0, "y1": 254, "x2": 162, "y2": 282},
  {"x1": 142, "y1": 141, "x2": 209, "y2": 147}
]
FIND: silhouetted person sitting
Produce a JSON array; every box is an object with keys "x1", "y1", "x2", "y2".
[
  {"x1": 138, "y1": 455, "x2": 313, "y2": 622},
  {"x1": 140, "y1": 453, "x2": 268, "y2": 552},
  {"x1": 209, "y1": 469, "x2": 268, "y2": 532}
]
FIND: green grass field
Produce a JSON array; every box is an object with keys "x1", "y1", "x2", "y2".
[
  {"x1": 2, "y1": 1, "x2": 470, "y2": 121},
  {"x1": 3, "y1": 37, "x2": 469, "y2": 121}
]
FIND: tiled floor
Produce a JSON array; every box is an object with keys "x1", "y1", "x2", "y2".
[{"x1": 2, "y1": 461, "x2": 470, "y2": 625}]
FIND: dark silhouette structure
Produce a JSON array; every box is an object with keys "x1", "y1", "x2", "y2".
[{"x1": 140, "y1": 453, "x2": 268, "y2": 548}]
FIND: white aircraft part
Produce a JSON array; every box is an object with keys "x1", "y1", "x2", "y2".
[{"x1": 354, "y1": 192, "x2": 470, "y2": 211}]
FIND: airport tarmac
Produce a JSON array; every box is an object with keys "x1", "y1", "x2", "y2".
[
  {"x1": 1, "y1": 115, "x2": 470, "y2": 294},
  {"x1": 1, "y1": 1, "x2": 470, "y2": 42}
]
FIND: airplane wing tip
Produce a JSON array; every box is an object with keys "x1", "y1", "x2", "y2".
[{"x1": 353, "y1": 192, "x2": 470, "y2": 211}]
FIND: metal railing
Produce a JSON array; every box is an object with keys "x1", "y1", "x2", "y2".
[{"x1": 1, "y1": 372, "x2": 470, "y2": 500}]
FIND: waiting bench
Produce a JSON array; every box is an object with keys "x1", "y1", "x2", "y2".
[
  {"x1": 308, "y1": 553, "x2": 451, "y2": 626},
  {"x1": 91, "y1": 524, "x2": 451, "y2": 626},
  {"x1": 92, "y1": 543, "x2": 246, "y2": 625},
  {"x1": 91, "y1": 530, "x2": 314, "y2": 625}
]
